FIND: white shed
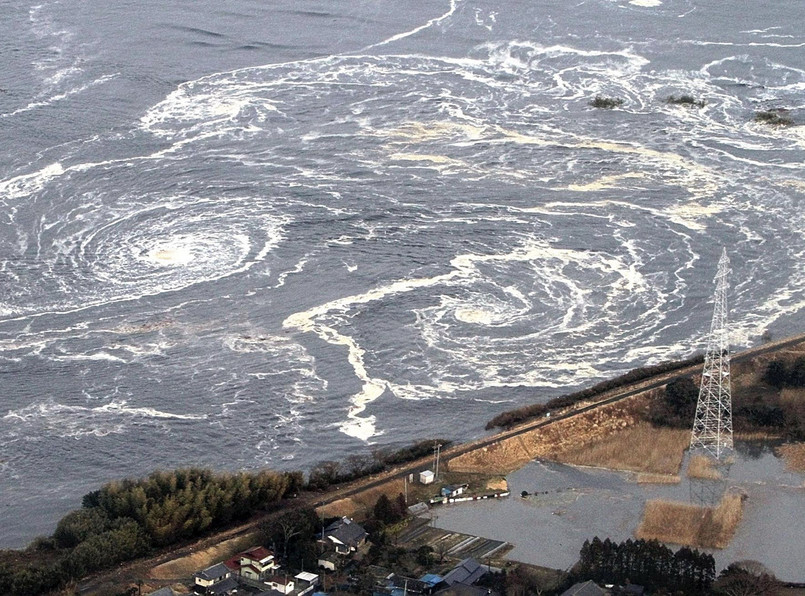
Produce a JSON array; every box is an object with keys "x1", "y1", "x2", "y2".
[{"x1": 419, "y1": 470, "x2": 435, "y2": 484}]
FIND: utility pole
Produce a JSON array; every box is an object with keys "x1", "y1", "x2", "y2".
[
  {"x1": 690, "y1": 248, "x2": 734, "y2": 461},
  {"x1": 433, "y1": 442, "x2": 442, "y2": 480}
]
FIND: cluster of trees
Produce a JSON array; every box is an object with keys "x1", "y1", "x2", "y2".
[
  {"x1": 78, "y1": 467, "x2": 303, "y2": 547},
  {"x1": 1, "y1": 435, "x2": 452, "y2": 595},
  {"x1": 259, "y1": 507, "x2": 320, "y2": 571},
  {"x1": 0, "y1": 467, "x2": 303, "y2": 596},
  {"x1": 712, "y1": 560, "x2": 781, "y2": 595},
  {"x1": 307, "y1": 439, "x2": 451, "y2": 490},
  {"x1": 649, "y1": 376, "x2": 699, "y2": 428},
  {"x1": 372, "y1": 493, "x2": 408, "y2": 526},
  {"x1": 575, "y1": 537, "x2": 715, "y2": 594},
  {"x1": 763, "y1": 357, "x2": 805, "y2": 389},
  {"x1": 487, "y1": 355, "x2": 704, "y2": 429}
]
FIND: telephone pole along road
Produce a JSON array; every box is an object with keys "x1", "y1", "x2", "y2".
[{"x1": 80, "y1": 332, "x2": 805, "y2": 594}]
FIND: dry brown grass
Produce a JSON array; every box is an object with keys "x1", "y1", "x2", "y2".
[
  {"x1": 776, "y1": 442, "x2": 805, "y2": 473},
  {"x1": 687, "y1": 454, "x2": 723, "y2": 480},
  {"x1": 149, "y1": 532, "x2": 258, "y2": 579},
  {"x1": 636, "y1": 492, "x2": 745, "y2": 549},
  {"x1": 316, "y1": 498, "x2": 360, "y2": 519},
  {"x1": 635, "y1": 473, "x2": 681, "y2": 484},
  {"x1": 486, "y1": 478, "x2": 509, "y2": 491},
  {"x1": 550, "y1": 423, "x2": 689, "y2": 475},
  {"x1": 780, "y1": 387, "x2": 805, "y2": 406},
  {"x1": 317, "y1": 479, "x2": 405, "y2": 520},
  {"x1": 449, "y1": 393, "x2": 653, "y2": 474}
]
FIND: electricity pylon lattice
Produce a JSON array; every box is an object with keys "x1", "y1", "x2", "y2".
[{"x1": 690, "y1": 248, "x2": 733, "y2": 461}]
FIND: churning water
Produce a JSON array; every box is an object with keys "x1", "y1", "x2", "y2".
[{"x1": 1, "y1": 0, "x2": 804, "y2": 547}]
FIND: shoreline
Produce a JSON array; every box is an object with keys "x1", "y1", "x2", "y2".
[{"x1": 13, "y1": 332, "x2": 805, "y2": 594}]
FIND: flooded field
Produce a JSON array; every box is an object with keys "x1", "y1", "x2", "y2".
[{"x1": 432, "y1": 442, "x2": 805, "y2": 581}]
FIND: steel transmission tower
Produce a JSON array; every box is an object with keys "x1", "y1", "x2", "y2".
[{"x1": 690, "y1": 248, "x2": 733, "y2": 460}]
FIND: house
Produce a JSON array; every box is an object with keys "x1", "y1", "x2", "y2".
[
  {"x1": 238, "y1": 545, "x2": 277, "y2": 580},
  {"x1": 442, "y1": 558, "x2": 487, "y2": 587},
  {"x1": 207, "y1": 576, "x2": 239, "y2": 596},
  {"x1": 419, "y1": 470, "x2": 435, "y2": 484},
  {"x1": 560, "y1": 580, "x2": 607, "y2": 596},
  {"x1": 266, "y1": 575, "x2": 295, "y2": 594},
  {"x1": 322, "y1": 516, "x2": 368, "y2": 554},
  {"x1": 440, "y1": 484, "x2": 468, "y2": 499},
  {"x1": 193, "y1": 562, "x2": 232, "y2": 592}
]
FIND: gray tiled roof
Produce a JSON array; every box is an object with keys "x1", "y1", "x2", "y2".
[
  {"x1": 442, "y1": 558, "x2": 486, "y2": 586},
  {"x1": 195, "y1": 562, "x2": 231, "y2": 581},
  {"x1": 324, "y1": 517, "x2": 367, "y2": 547},
  {"x1": 208, "y1": 576, "x2": 239, "y2": 595}
]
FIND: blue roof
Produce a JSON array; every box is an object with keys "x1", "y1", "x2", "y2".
[{"x1": 420, "y1": 574, "x2": 443, "y2": 586}]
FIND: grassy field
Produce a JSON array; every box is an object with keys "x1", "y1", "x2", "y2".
[
  {"x1": 550, "y1": 422, "x2": 689, "y2": 476},
  {"x1": 636, "y1": 492, "x2": 745, "y2": 549}
]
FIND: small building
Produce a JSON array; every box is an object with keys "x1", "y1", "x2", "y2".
[
  {"x1": 295, "y1": 571, "x2": 320, "y2": 595},
  {"x1": 419, "y1": 470, "x2": 435, "y2": 484},
  {"x1": 440, "y1": 484, "x2": 468, "y2": 499},
  {"x1": 193, "y1": 562, "x2": 232, "y2": 592},
  {"x1": 267, "y1": 575, "x2": 295, "y2": 595},
  {"x1": 318, "y1": 550, "x2": 340, "y2": 571}
]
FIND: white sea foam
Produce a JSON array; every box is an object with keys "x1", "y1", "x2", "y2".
[
  {"x1": 284, "y1": 237, "x2": 663, "y2": 440},
  {"x1": 0, "y1": 163, "x2": 64, "y2": 203},
  {"x1": 363, "y1": 0, "x2": 460, "y2": 50},
  {"x1": 3, "y1": 399, "x2": 206, "y2": 439}
]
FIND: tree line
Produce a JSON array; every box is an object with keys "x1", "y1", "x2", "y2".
[
  {"x1": 0, "y1": 467, "x2": 302, "y2": 596},
  {"x1": 0, "y1": 437, "x2": 449, "y2": 596},
  {"x1": 486, "y1": 354, "x2": 704, "y2": 429},
  {"x1": 575, "y1": 537, "x2": 715, "y2": 594}
]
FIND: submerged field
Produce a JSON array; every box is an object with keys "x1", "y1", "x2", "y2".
[{"x1": 434, "y1": 444, "x2": 804, "y2": 581}]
